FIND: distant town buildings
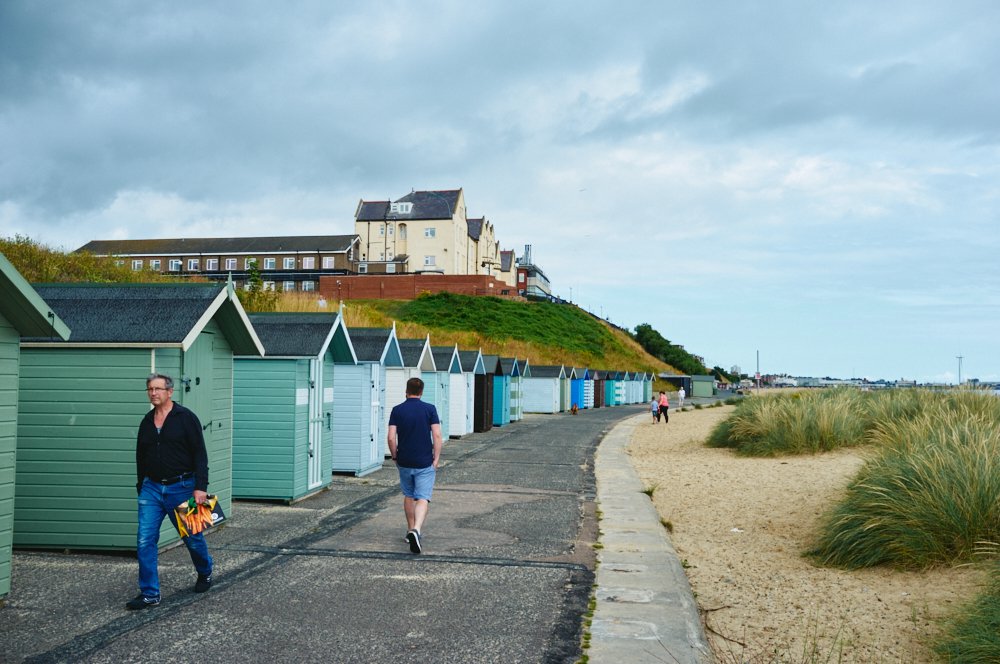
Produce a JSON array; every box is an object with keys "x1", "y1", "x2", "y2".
[{"x1": 74, "y1": 186, "x2": 557, "y2": 300}]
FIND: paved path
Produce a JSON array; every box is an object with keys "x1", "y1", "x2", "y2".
[{"x1": 0, "y1": 405, "x2": 710, "y2": 663}]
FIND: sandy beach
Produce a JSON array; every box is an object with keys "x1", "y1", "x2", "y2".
[{"x1": 626, "y1": 404, "x2": 988, "y2": 663}]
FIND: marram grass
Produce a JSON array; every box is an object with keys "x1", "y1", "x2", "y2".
[
  {"x1": 809, "y1": 408, "x2": 1000, "y2": 569},
  {"x1": 934, "y1": 561, "x2": 1000, "y2": 663}
]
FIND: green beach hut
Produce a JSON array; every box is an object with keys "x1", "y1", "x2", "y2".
[
  {"x1": 0, "y1": 254, "x2": 70, "y2": 597},
  {"x1": 233, "y1": 313, "x2": 354, "y2": 502},
  {"x1": 16, "y1": 282, "x2": 262, "y2": 550}
]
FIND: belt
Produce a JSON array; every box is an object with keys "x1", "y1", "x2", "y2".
[{"x1": 154, "y1": 472, "x2": 194, "y2": 485}]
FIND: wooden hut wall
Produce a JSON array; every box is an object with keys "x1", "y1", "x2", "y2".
[
  {"x1": 0, "y1": 314, "x2": 18, "y2": 594},
  {"x1": 448, "y1": 372, "x2": 473, "y2": 438},
  {"x1": 15, "y1": 319, "x2": 234, "y2": 550},
  {"x1": 522, "y1": 378, "x2": 560, "y2": 414},
  {"x1": 420, "y1": 371, "x2": 451, "y2": 440},
  {"x1": 509, "y1": 374, "x2": 523, "y2": 421},
  {"x1": 492, "y1": 373, "x2": 510, "y2": 427}
]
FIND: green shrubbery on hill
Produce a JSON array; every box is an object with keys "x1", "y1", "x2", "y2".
[{"x1": 1, "y1": 235, "x2": 176, "y2": 283}]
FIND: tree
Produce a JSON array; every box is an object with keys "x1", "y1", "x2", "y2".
[
  {"x1": 632, "y1": 323, "x2": 709, "y2": 376},
  {"x1": 236, "y1": 260, "x2": 278, "y2": 312}
]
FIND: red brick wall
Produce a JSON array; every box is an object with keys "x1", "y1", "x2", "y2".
[{"x1": 319, "y1": 274, "x2": 524, "y2": 301}]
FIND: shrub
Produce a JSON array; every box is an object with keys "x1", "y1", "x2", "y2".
[
  {"x1": 934, "y1": 561, "x2": 1000, "y2": 663},
  {"x1": 809, "y1": 404, "x2": 1000, "y2": 569}
]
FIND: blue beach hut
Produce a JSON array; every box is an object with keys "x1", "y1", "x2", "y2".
[
  {"x1": 484, "y1": 354, "x2": 509, "y2": 427},
  {"x1": 331, "y1": 325, "x2": 402, "y2": 476}
]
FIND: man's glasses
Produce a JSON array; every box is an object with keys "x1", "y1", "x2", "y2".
[{"x1": 146, "y1": 387, "x2": 170, "y2": 393}]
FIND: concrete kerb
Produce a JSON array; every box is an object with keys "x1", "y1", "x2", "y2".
[{"x1": 589, "y1": 413, "x2": 713, "y2": 664}]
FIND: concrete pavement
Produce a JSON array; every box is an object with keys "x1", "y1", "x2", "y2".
[{"x1": 0, "y1": 404, "x2": 711, "y2": 663}]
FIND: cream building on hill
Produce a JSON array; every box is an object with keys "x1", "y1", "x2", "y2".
[{"x1": 354, "y1": 188, "x2": 507, "y2": 280}]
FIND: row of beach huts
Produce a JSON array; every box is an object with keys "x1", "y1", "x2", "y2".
[{"x1": 0, "y1": 256, "x2": 653, "y2": 598}]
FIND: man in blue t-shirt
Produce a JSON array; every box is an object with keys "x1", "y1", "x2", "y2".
[{"x1": 387, "y1": 377, "x2": 443, "y2": 554}]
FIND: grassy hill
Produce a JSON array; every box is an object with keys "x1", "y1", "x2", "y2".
[{"x1": 308, "y1": 292, "x2": 675, "y2": 377}]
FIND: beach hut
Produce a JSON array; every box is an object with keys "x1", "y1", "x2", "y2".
[
  {"x1": 604, "y1": 371, "x2": 620, "y2": 406},
  {"x1": 522, "y1": 365, "x2": 564, "y2": 414},
  {"x1": 432, "y1": 345, "x2": 473, "y2": 438},
  {"x1": 692, "y1": 374, "x2": 715, "y2": 398},
  {"x1": 571, "y1": 367, "x2": 592, "y2": 411},
  {"x1": 484, "y1": 354, "x2": 509, "y2": 427},
  {"x1": 472, "y1": 349, "x2": 494, "y2": 432},
  {"x1": 592, "y1": 370, "x2": 606, "y2": 408},
  {"x1": 643, "y1": 372, "x2": 654, "y2": 402},
  {"x1": 0, "y1": 254, "x2": 70, "y2": 597},
  {"x1": 500, "y1": 357, "x2": 523, "y2": 422},
  {"x1": 385, "y1": 335, "x2": 436, "y2": 452},
  {"x1": 16, "y1": 281, "x2": 262, "y2": 550},
  {"x1": 452, "y1": 349, "x2": 482, "y2": 437},
  {"x1": 331, "y1": 326, "x2": 402, "y2": 476},
  {"x1": 232, "y1": 313, "x2": 354, "y2": 502},
  {"x1": 559, "y1": 367, "x2": 573, "y2": 412},
  {"x1": 427, "y1": 345, "x2": 459, "y2": 440}
]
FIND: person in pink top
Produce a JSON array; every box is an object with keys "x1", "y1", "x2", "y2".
[{"x1": 658, "y1": 391, "x2": 669, "y2": 424}]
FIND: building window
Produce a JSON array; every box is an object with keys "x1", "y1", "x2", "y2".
[
  {"x1": 187, "y1": 259, "x2": 199, "y2": 271},
  {"x1": 226, "y1": 258, "x2": 237, "y2": 270},
  {"x1": 263, "y1": 258, "x2": 276, "y2": 270},
  {"x1": 262, "y1": 281, "x2": 276, "y2": 291},
  {"x1": 424, "y1": 227, "x2": 436, "y2": 238},
  {"x1": 150, "y1": 259, "x2": 161, "y2": 271},
  {"x1": 386, "y1": 263, "x2": 396, "y2": 274},
  {"x1": 378, "y1": 226, "x2": 385, "y2": 237},
  {"x1": 518, "y1": 273, "x2": 525, "y2": 283},
  {"x1": 302, "y1": 257, "x2": 315, "y2": 269},
  {"x1": 390, "y1": 202, "x2": 412, "y2": 214},
  {"x1": 358, "y1": 263, "x2": 367, "y2": 274},
  {"x1": 283, "y1": 257, "x2": 296, "y2": 269},
  {"x1": 206, "y1": 259, "x2": 218, "y2": 271},
  {"x1": 244, "y1": 258, "x2": 257, "y2": 270},
  {"x1": 322, "y1": 256, "x2": 335, "y2": 269},
  {"x1": 131, "y1": 259, "x2": 143, "y2": 271},
  {"x1": 424, "y1": 255, "x2": 436, "y2": 266},
  {"x1": 301, "y1": 281, "x2": 315, "y2": 291},
  {"x1": 399, "y1": 225, "x2": 407, "y2": 239},
  {"x1": 114, "y1": 260, "x2": 125, "y2": 267},
  {"x1": 282, "y1": 281, "x2": 295, "y2": 292},
  {"x1": 168, "y1": 259, "x2": 182, "y2": 272},
  {"x1": 387, "y1": 225, "x2": 393, "y2": 236}
]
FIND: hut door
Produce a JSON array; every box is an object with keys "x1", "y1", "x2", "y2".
[
  {"x1": 307, "y1": 359, "x2": 324, "y2": 489},
  {"x1": 368, "y1": 364, "x2": 381, "y2": 464},
  {"x1": 181, "y1": 332, "x2": 214, "y2": 444}
]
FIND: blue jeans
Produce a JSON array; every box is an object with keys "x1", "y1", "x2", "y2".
[{"x1": 137, "y1": 477, "x2": 213, "y2": 600}]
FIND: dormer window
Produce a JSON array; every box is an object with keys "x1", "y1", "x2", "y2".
[{"x1": 390, "y1": 202, "x2": 413, "y2": 214}]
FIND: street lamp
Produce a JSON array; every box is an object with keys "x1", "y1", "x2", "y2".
[{"x1": 956, "y1": 355, "x2": 963, "y2": 386}]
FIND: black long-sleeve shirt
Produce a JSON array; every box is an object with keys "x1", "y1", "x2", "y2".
[{"x1": 136, "y1": 402, "x2": 209, "y2": 493}]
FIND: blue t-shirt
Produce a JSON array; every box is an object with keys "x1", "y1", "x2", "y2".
[{"x1": 388, "y1": 397, "x2": 440, "y2": 468}]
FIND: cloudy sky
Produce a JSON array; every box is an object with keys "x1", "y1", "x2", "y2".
[{"x1": 3, "y1": 1, "x2": 998, "y2": 382}]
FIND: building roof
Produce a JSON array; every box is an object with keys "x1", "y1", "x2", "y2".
[
  {"x1": 499, "y1": 250, "x2": 514, "y2": 272},
  {"x1": 528, "y1": 365, "x2": 565, "y2": 379},
  {"x1": 76, "y1": 235, "x2": 358, "y2": 256},
  {"x1": 24, "y1": 282, "x2": 262, "y2": 354},
  {"x1": 457, "y1": 349, "x2": 485, "y2": 374},
  {"x1": 499, "y1": 357, "x2": 520, "y2": 377},
  {"x1": 348, "y1": 326, "x2": 402, "y2": 365},
  {"x1": 245, "y1": 313, "x2": 352, "y2": 359},
  {"x1": 356, "y1": 189, "x2": 462, "y2": 222},
  {"x1": 467, "y1": 218, "x2": 484, "y2": 241},
  {"x1": 396, "y1": 337, "x2": 434, "y2": 370},
  {"x1": 0, "y1": 253, "x2": 71, "y2": 339},
  {"x1": 431, "y1": 345, "x2": 462, "y2": 373},
  {"x1": 480, "y1": 354, "x2": 502, "y2": 374}
]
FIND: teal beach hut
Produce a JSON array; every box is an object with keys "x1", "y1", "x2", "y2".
[
  {"x1": 233, "y1": 313, "x2": 353, "y2": 502},
  {"x1": 0, "y1": 255, "x2": 70, "y2": 597},
  {"x1": 16, "y1": 282, "x2": 262, "y2": 550},
  {"x1": 484, "y1": 354, "x2": 509, "y2": 427}
]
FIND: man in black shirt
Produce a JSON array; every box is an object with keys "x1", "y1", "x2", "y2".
[{"x1": 126, "y1": 373, "x2": 214, "y2": 610}]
